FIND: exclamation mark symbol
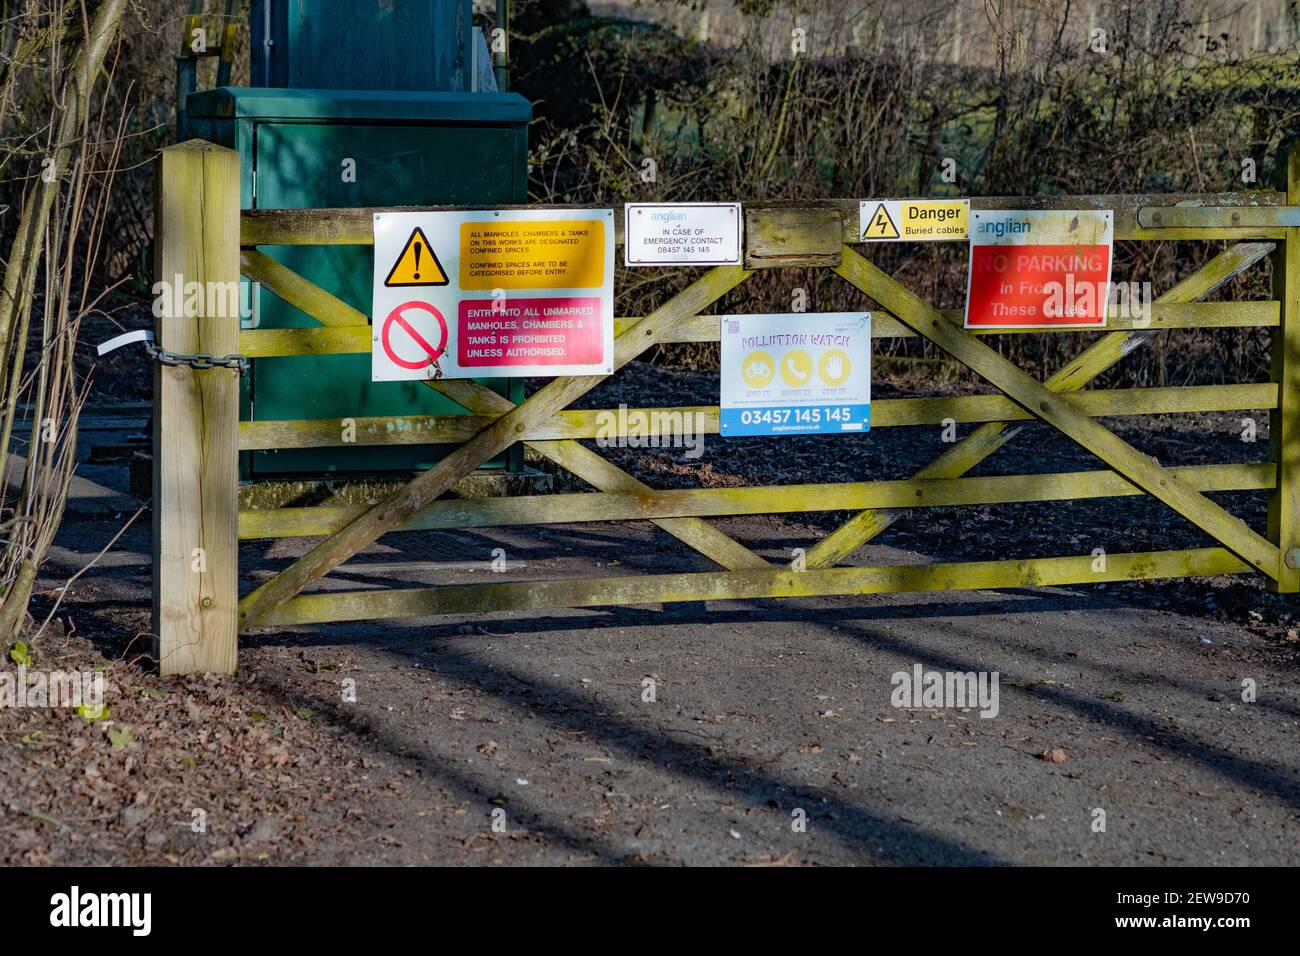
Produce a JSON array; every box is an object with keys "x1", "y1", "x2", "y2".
[{"x1": 413, "y1": 240, "x2": 422, "y2": 280}]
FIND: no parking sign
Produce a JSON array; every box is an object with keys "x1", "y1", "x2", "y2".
[{"x1": 965, "y1": 209, "x2": 1113, "y2": 329}]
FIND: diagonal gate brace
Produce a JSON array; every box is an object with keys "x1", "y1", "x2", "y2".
[
  {"x1": 806, "y1": 242, "x2": 1276, "y2": 569},
  {"x1": 427, "y1": 378, "x2": 769, "y2": 571},
  {"x1": 238, "y1": 265, "x2": 752, "y2": 628},
  {"x1": 829, "y1": 246, "x2": 1280, "y2": 579}
]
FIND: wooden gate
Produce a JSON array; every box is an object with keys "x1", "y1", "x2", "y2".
[{"x1": 149, "y1": 138, "x2": 1300, "y2": 674}]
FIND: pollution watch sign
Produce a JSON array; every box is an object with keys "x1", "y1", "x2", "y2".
[{"x1": 720, "y1": 312, "x2": 872, "y2": 437}]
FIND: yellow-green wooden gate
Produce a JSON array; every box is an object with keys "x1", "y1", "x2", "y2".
[{"x1": 149, "y1": 138, "x2": 1300, "y2": 674}]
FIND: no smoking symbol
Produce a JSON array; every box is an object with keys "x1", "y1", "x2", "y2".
[{"x1": 381, "y1": 301, "x2": 447, "y2": 370}]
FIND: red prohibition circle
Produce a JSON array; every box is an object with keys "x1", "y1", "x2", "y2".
[{"x1": 381, "y1": 301, "x2": 448, "y2": 370}]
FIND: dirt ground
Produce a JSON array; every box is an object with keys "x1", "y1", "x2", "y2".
[{"x1": 2, "y1": 361, "x2": 1298, "y2": 866}]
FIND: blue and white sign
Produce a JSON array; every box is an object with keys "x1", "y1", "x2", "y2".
[{"x1": 720, "y1": 312, "x2": 871, "y2": 437}]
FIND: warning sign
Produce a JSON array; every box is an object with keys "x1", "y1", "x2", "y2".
[
  {"x1": 859, "y1": 199, "x2": 970, "y2": 242},
  {"x1": 372, "y1": 209, "x2": 615, "y2": 380},
  {"x1": 965, "y1": 209, "x2": 1113, "y2": 329},
  {"x1": 383, "y1": 227, "x2": 449, "y2": 287},
  {"x1": 861, "y1": 203, "x2": 900, "y2": 239},
  {"x1": 460, "y1": 220, "x2": 607, "y2": 290},
  {"x1": 457, "y1": 297, "x2": 604, "y2": 368}
]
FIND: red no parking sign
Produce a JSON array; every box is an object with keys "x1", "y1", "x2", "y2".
[{"x1": 965, "y1": 209, "x2": 1113, "y2": 329}]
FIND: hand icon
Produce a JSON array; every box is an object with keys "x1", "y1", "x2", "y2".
[{"x1": 818, "y1": 348, "x2": 850, "y2": 385}]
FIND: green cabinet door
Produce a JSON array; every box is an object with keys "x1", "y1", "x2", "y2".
[{"x1": 248, "y1": 120, "x2": 526, "y2": 476}]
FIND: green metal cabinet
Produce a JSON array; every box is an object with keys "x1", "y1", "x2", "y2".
[{"x1": 187, "y1": 88, "x2": 531, "y2": 477}]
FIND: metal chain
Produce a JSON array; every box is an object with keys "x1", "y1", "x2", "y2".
[{"x1": 145, "y1": 342, "x2": 249, "y2": 375}]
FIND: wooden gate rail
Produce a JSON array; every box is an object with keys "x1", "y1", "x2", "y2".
[
  {"x1": 238, "y1": 192, "x2": 1296, "y2": 247},
  {"x1": 237, "y1": 302, "x2": 1280, "y2": 359},
  {"x1": 236, "y1": 384, "x2": 1278, "y2": 450},
  {"x1": 257, "y1": 548, "x2": 1250, "y2": 628},
  {"x1": 238, "y1": 463, "x2": 1276, "y2": 541},
  {"x1": 150, "y1": 137, "x2": 1300, "y2": 673}
]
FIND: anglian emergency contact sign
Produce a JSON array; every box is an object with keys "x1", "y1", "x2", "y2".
[
  {"x1": 371, "y1": 209, "x2": 615, "y2": 381},
  {"x1": 624, "y1": 203, "x2": 742, "y2": 266},
  {"x1": 720, "y1": 313, "x2": 871, "y2": 437}
]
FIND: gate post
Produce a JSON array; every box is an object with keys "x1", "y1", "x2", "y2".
[
  {"x1": 1269, "y1": 136, "x2": 1300, "y2": 593},
  {"x1": 151, "y1": 141, "x2": 241, "y2": 672}
]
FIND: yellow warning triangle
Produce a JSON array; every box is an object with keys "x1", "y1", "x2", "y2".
[
  {"x1": 862, "y1": 203, "x2": 900, "y2": 240},
  {"x1": 384, "y1": 226, "x2": 449, "y2": 287}
]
